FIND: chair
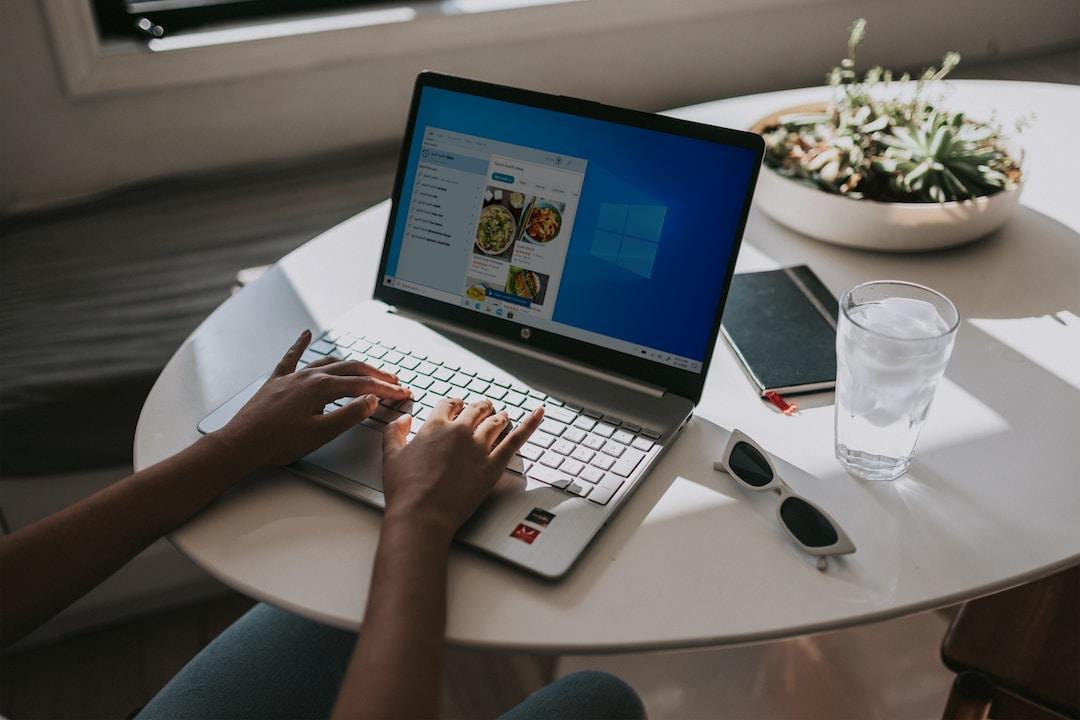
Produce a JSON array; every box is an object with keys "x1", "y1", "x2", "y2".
[{"x1": 940, "y1": 563, "x2": 1080, "y2": 719}]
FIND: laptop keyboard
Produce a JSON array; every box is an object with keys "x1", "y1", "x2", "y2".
[{"x1": 298, "y1": 329, "x2": 662, "y2": 506}]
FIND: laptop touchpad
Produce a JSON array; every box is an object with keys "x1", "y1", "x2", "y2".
[{"x1": 299, "y1": 424, "x2": 385, "y2": 492}]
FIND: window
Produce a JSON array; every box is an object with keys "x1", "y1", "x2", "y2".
[
  {"x1": 91, "y1": 0, "x2": 389, "y2": 39},
  {"x1": 590, "y1": 203, "x2": 667, "y2": 279}
]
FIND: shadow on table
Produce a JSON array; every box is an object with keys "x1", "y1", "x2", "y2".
[
  {"x1": 748, "y1": 204, "x2": 1080, "y2": 320},
  {"x1": 890, "y1": 316, "x2": 1078, "y2": 544},
  {"x1": 138, "y1": 261, "x2": 324, "y2": 467},
  {"x1": 184, "y1": 203, "x2": 1079, "y2": 642},
  {"x1": 483, "y1": 414, "x2": 868, "y2": 614},
  {"x1": 827, "y1": 312, "x2": 1080, "y2": 612},
  {"x1": 503, "y1": 203, "x2": 1080, "y2": 616},
  {"x1": 737, "y1": 205, "x2": 1080, "y2": 416},
  {"x1": 746, "y1": 202, "x2": 1080, "y2": 528}
]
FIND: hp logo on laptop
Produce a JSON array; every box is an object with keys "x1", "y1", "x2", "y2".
[{"x1": 520, "y1": 328, "x2": 531, "y2": 340}]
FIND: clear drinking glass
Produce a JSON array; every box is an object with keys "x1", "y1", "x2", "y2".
[{"x1": 834, "y1": 280, "x2": 960, "y2": 481}]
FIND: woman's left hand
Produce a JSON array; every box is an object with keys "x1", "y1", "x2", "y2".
[{"x1": 214, "y1": 330, "x2": 412, "y2": 471}]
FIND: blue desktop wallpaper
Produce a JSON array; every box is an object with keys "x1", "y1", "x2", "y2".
[{"x1": 387, "y1": 85, "x2": 758, "y2": 362}]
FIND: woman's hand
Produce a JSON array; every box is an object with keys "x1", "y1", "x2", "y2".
[
  {"x1": 214, "y1": 330, "x2": 412, "y2": 471},
  {"x1": 334, "y1": 400, "x2": 542, "y2": 720},
  {"x1": 381, "y1": 397, "x2": 543, "y2": 541}
]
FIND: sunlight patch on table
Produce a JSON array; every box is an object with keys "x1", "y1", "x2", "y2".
[
  {"x1": 644, "y1": 476, "x2": 738, "y2": 525},
  {"x1": 916, "y1": 377, "x2": 1009, "y2": 453},
  {"x1": 732, "y1": 242, "x2": 782, "y2": 274},
  {"x1": 970, "y1": 312, "x2": 1080, "y2": 392}
]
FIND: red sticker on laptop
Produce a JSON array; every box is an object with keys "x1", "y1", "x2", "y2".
[{"x1": 510, "y1": 523, "x2": 540, "y2": 544}]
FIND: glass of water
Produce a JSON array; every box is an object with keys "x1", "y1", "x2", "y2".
[{"x1": 835, "y1": 280, "x2": 960, "y2": 481}]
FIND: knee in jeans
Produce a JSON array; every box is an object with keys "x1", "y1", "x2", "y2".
[{"x1": 564, "y1": 670, "x2": 646, "y2": 719}]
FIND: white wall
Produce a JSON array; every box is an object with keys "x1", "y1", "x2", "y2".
[{"x1": 1, "y1": 0, "x2": 1078, "y2": 215}]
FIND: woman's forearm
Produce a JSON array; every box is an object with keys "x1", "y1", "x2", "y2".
[
  {"x1": 332, "y1": 515, "x2": 453, "y2": 720},
  {"x1": 0, "y1": 433, "x2": 254, "y2": 647},
  {"x1": 332, "y1": 400, "x2": 542, "y2": 719},
  {"x1": 0, "y1": 333, "x2": 411, "y2": 648}
]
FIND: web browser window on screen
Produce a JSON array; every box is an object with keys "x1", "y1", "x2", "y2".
[
  {"x1": 384, "y1": 86, "x2": 758, "y2": 375},
  {"x1": 394, "y1": 128, "x2": 585, "y2": 324}
]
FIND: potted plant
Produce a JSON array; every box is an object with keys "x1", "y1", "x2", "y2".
[{"x1": 751, "y1": 19, "x2": 1026, "y2": 251}]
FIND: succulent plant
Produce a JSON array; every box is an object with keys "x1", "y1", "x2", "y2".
[{"x1": 761, "y1": 19, "x2": 1024, "y2": 203}]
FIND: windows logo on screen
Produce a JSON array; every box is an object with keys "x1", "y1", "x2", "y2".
[{"x1": 590, "y1": 203, "x2": 667, "y2": 279}]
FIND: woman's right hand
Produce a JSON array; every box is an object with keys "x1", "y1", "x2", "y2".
[{"x1": 380, "y1": 398, "x2": 543, "y2": 541}]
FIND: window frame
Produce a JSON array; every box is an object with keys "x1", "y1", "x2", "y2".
[
  {"x1": 91, "y1": 0, "x2": 392, "y2": 39},
  {"x1": 42, "y1": 0, "x2": 732, "y2": 99}
]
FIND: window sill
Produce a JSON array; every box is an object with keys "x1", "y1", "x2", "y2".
[{"x1": 43, "y1": 0, "x2": 736, "y2": 98}]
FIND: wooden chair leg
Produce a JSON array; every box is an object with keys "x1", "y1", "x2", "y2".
[{"x1": 943, "y1": 671, "x2": 994, "y2": 720}]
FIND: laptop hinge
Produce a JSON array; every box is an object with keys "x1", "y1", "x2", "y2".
[{"x1": 394, "y1": 307, "x2": 667, "y2": 399}]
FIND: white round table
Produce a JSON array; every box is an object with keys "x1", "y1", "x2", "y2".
[{"x1": 137, "y1": 81, "x2": 1080, "y2": 653}]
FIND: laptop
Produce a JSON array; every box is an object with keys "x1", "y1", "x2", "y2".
[{"x1": 199, "y1": 72, "x2": 763, "y2": 579}]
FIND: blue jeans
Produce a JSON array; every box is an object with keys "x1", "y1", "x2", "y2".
[{"x1": 137, "y1": 603, "x2": 645, "y2": 720}]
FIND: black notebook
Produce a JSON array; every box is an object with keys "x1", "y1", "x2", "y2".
[{"x1": 720, "y1": 265, "x2": 838, "y2": 396}]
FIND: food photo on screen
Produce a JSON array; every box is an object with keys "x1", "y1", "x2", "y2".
[
  {"x1": 474, "y1": 187, "x2": 527, "y2": 260},
  {"x1": 465, "y1": 281, "x2": 488, "y2": 303},
  {"x1": 521, "y1": 199, "x2": 564, "y2": 245},
  {"x1": 505, "y1": 266, "x2": 549, "y2": 305}
]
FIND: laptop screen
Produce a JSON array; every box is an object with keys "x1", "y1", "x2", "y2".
[{"x1": 381, "y1": 84, "x2": 759, "y2": 375}]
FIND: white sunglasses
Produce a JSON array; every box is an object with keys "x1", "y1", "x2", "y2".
[{"x1": 714, "y1": 429, "x2": 855, "y2": 570}]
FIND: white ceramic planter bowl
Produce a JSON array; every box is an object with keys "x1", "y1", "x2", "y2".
[{"x1": 751, "y1": 105, "x2": 1025, "y2": 252}]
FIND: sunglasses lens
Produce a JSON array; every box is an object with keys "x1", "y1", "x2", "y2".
[
  {"x1": 779, "y1": 497, "x2": 839, "y2": 548},
  {"x1": 728, "y1": 441, "x2": 773, "y2": 487}
]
